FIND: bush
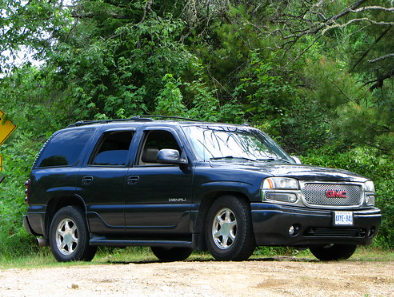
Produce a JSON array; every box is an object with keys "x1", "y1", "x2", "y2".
[{"x1": 0, "y1": 146, "x2": 38, "y2": 259}]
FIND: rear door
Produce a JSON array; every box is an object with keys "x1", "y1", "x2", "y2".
[{"x1": 78, "y1": 129, "x2": 135, "y2": 235}]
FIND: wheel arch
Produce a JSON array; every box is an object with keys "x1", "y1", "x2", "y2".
[
  {"x1": 193, "y1": 191, "x2": 251, "y2": 251},
  {"x1": 44, "y1": 195, "x2": 86, "y2": 238}
]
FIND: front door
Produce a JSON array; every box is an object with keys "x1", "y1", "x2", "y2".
[{"x1": 124, "y1": 129, "x2": 193, "y2": 235}]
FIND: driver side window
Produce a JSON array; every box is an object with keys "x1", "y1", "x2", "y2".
[{"x1": 139, "y1": 130, "x2": 180, "y2": 165}]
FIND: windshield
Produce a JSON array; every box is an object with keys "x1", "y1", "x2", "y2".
[{"x1": 182, "y1": 126, "x2": 292, "y2": 163}]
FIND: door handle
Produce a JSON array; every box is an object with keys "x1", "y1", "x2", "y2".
[
  {"x1": 127, "y1": 176, "x2": 140, "y2": 185},
  {"x1": 82, "y1": 176, "x2": 94, "y2": 185}
]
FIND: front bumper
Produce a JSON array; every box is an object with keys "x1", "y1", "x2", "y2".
[{"x1": 251, "y1": 203, "x2": 381, "y2": 247}]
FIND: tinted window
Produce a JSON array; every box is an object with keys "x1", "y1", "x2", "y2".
[
  {"x1": 90, "y1": 131, "x2": 134, "y2": 166},
  {"x1": 36, "y1": 129, "x2": 94, "y2": 167}
]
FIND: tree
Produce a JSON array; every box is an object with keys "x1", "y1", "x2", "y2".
[{"x1": 0, "y1": 0, "x2": 70, "y2": 74}]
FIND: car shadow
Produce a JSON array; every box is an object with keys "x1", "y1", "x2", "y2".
[{"x1": 105, "y1": 256, "x2": 318, "y2": 265}]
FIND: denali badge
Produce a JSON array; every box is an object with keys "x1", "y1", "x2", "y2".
[
  {"x1": 326, "y1": 190, "x2": 347, "y2": 198},
  {"x1": 169, "y1": 198, "x2": 187, "y2": 202}
]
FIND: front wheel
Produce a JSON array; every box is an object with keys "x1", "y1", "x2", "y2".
[
  {"x1": 205, "y1": 195, "x2": 256, "y2": 261},
  {"x1": 310, "y1": 244, "x2": 357, "y2": 261},
  {"x1": 151, "y1": 247, "x2": 193, "y2": 262},
  {"x1": 49, "y1": 206, "x2": 97, "y2": 262}
]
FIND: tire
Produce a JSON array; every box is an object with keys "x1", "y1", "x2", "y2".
[
  {"x1": 151, "y1": 247, "x2": 193, "y2": 262},
  {"x1": 310, "y1": 244, "x2": 357, "y2": 261},
  {"x1": 49, "y1": 206, "x2": 97, "y2": 262},
  {"x1": 205, "y1": 195, "x2": 256, "y2": 261}
]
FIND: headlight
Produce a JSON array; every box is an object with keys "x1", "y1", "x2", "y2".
[
  {"x1": 365, "y1": 195, "x2": 375, "y2": 206},
  {"x1": 364, "y1": 181, "x2": 375, "y2": 206},
  {"x1": 365, "y1": 181, "x2": 375, "y2": 192},
  {"x1": 262, "y1": 177, "x2": 300, "y2": 190}
]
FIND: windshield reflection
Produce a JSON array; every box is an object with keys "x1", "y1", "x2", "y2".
[{"x1": 183, "y1": 126, "x2": 292, "y2": 163}]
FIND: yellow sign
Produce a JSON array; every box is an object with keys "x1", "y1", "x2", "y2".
[{"x1": 0, "y1": 109, "x2": 17, "y2": 147}]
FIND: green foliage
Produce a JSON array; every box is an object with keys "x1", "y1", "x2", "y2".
[
  {"x1": 0, "y1": 0, "x2": 71, "y2": 73},
  {"x1": 302, "y1": 58, "x2": 394, "y2": 155},
  {"x1": 233, "y1": 51, "x2": 300, "y2": 139},
  {"x1": 184, "y1": 62, "x2": 221, "y2": 122},
  {"x1": 0, "y1": 135, "x2": 37, "y2": 258},
  {"x1": 0, "y1": 66, "x2": 63, "y2": 258},
  {"x1": 0, "y1": 151, "x2": 37, "y2": 259},
  {"x1": 302, "y1": 58, "x2": 371, "y2": 109},
  {"x1": 49, "y1": 9, "x2": 196, "y2": 119},
  {"x1": 155, "y1": 74, "x2": 187, "y2": 116},
  {"x1": 186, "y1": 79, "x2": 220, "y2": 122}
]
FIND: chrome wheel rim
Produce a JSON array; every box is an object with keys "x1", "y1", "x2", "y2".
[
  {"x1": 212, "y1": 208, "x2": 237, "y2": 250},
  {"x1": 55, "y1": 218, "x2": 79, "y2": 256}
]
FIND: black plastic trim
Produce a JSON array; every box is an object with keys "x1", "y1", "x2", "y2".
[{"x1": 90, "y1": 235, "x2": 193, "y2": 248}]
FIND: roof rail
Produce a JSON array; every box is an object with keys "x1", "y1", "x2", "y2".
[
  {"x1": 67, "y1": 115, "x2": 201, "y2": 127},
  {"x1": 139, "y1": 115, "x2": 203, "y2": 122},
  {"x1": 67, "y1": 116, "x2": 153, "y2": 127}
]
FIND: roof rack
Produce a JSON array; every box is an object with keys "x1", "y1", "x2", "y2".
[
  {"x1": 68, "y1": 116, "x2": 153, "y2": 127},
  {"x1": 67, "y1": 115, "x2": 202, "y2": 127},
  {"x1": 139, "y1": 115, "x2": 203, "y2": 122}
]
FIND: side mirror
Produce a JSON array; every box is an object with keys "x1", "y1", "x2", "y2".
[
  {"x1": 291, "y1": 156, "x2": 302, "y2": 164},
  {"x1": 157, "y1": 149, "x2": 188, "y2": 165}
]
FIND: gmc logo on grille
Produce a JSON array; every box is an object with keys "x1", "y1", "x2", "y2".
[{"x1": 326, "y1": 190, "x2": 347, "y2": 198}]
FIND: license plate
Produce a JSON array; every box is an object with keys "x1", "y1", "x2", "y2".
[{"x1": 334, "y1": 211, "x2": 353, "y2": 226}]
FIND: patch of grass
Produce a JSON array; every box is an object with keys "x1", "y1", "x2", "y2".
[
  {"x1": 95, "y1": 247, "x2": 214, "y2": 263},
  {"x1": 350, "y1": 246, "x2": 394, "y2": 262},
  {"x1": 0, "y1": 246, "x2": 392, "y2": 269},
  {"x1": 252, "y1": 246, "x2": 394, "y2": 262},
  {"x1": 252, "y1": 246, "x2": 314, "y2": 260},
  {"x1": 94, "y1": 247, "x2": 157, "y2": 263},
  {"x1": 0, "y1": 247, "x2": 55, "y2": 269}
]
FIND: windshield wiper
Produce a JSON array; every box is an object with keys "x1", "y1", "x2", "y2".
[
  {"x1": 210, "y1": 156, "x2": 256, "y2": 162},
  {"x1": 256, "y1": 157, "x2": 291, "y2": 163},
  {"x1": 210, "y1": 156, "x2": 292, "y2": 163}
]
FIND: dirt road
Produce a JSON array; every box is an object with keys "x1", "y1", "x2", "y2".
[{"x1": 0, "y1": 257, "x2": 393, "y2": 296}]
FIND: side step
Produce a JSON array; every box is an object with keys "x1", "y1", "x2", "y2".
[{"x1": 90, "y1": 236, "x2": 193, "y2": 248}]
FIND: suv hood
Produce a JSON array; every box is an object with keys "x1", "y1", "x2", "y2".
[
  {"x1": 260, "y1": 164, "x2": 368, "y2": 182},
  {"x1": 210, "y1": 162, "x2": 368, "y2": 183}
]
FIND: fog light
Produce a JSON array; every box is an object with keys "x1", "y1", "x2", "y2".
[
  {"x1": 289, "y1": 226, "x2": 295, "y2": 235},
  {"x1": 289, "y1": 225, "x2": 300, "y2": 237},
  {"x1": 265, "y1": 192, "x2": 298, "y2": 203}
]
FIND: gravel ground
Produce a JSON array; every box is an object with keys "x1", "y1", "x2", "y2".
[{"x1": 0, "y1": 257, "x2": 393, "y2": 297}]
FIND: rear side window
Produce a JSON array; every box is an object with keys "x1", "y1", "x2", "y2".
[
  {"x1": 89, "y1": 131, "x2": 134, "y2": 166},
  {"x1": 35, "y1": 129, "x2": 94, "y2": 167}
]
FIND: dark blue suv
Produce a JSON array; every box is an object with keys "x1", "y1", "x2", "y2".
[{"x1": 24, "y1": 117, "x2": 381, "y2": 262}]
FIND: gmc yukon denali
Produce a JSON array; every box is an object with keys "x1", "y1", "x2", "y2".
[{"x1": 23, "y1": 117, "x2": 381, "y2": 262}]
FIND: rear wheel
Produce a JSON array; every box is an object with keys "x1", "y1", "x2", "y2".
[
  {"x1": 205, "y1": 195, "x2": 255, "y2": 261},
  {"x1": 310, "y1": 244, "x2": 357, "y2": 261},
  {"x1": 49, "y1": 206, "x2": 97, "y2": 262},
  {"x1": 151, "y1": 247, "x2": 193, "y2": 262}
]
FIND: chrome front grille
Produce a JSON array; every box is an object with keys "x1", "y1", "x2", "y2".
[{"x1": 302, "y1": 183, "x2": 362, "y2": 207}]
